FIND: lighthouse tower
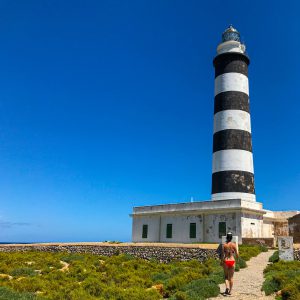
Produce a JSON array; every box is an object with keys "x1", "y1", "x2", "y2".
[
  {"x1": 212, "y1": 26, "x2": 255, "y2": 202},
  {"x1": 131, "y1": 25, "x2": 300, "y2": 244}
]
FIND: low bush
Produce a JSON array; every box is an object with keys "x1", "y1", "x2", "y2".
[
  {"x1": 263, "y1": 260, "x2": 300, "y2": 299},
  {"x1": 0, "y1": 252, "x2": 223, "y2": 300},
  {"x1": 183, "y1": 278, "x2": 220, "y2": 299},
  {"x1": 168, "y1": 278, "x2": 220, "y2": 300},
  {"x1": 59, "y1": 254, "x2": 85, "y2": 263},
  {"x1": 259, "y1": 245, "x2": 268, "y2": 252},
  {"x1": 234, "y1": 257, "x2": 247, "y2": 271},
  {"x1": 10, "y1": 268, "x2": 38, "y2": 277},
  {"x1": 281, "y1": 277, "x2": 300, "y2": 300},
  {"x1": 239, "y1": 245, "x2": 263, "y2": 261},
  {"x1": 0, "y1": 246, "x2": 265, "y2": 300},
  {"x1": 0, "y1": 286, "x2": 41, "y2": 300},
  {"x1": 268, "y1": 251, "x2": 279, "y2": 263}
]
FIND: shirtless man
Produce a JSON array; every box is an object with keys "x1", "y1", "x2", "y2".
[{"x1": 221, "y1": 232, "x2": 239, "y2": 295}]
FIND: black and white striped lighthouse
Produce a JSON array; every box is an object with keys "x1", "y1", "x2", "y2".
[{"x1": 212, "y1": 26, "x2": 255, "y2": 202}]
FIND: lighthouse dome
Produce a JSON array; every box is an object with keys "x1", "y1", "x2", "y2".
[
  {"x1": 222, "y1": 25, "x2": 240, "y2": 42},
  {"x1": 217, "y1": 25, "x2": 245, "y2": 55}
]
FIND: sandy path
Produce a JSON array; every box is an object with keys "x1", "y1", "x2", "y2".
[
  {"x1": 59, "y1": 261, "x2": 69, "y2": 272},
  {"x1": 210, "y1": 250, "x2": 275, "y2": 300}
]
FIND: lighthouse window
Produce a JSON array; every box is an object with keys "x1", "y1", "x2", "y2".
[
  {"x1": 166, "y1": 224, "x2": 172, "y2": 238},
  {"x1": 142, "y1": 225, "x2": 148, "y2": 238},
  {"x1": 190, "y1": 223, "x2": 196, "y2": 238},
  {"x1": 219, "y1": 222, "x2": 226, "y2": 238}
]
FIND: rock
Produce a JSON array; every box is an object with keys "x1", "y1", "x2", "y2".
[
  {"x1": 0, "y1": 274, "x2": 12, "y2": 280},
  {"x1": 150, "y1": 284, "x2": 164, "y2": 295}
]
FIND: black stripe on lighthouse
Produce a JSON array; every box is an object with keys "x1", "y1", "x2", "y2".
[
  {"x1": 214, "y1": 52, "x2": 249, "y2": 77},
  {"x1": 213, "y1": 130, "x2": 252, "y2": 152},
  {"x1": 214, "y1": 91, "x2": 250, "y2": 114},
  {"x1": 212, "y1": 171, "x2": 255, "y2": 194}
]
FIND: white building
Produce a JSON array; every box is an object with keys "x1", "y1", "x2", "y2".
[{"x1": 131, "y1": 26, "x2": 299, "y2": 244}]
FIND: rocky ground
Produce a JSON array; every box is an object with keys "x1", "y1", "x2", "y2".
[{"x1": 210, "y1": 250, "x2": 276, "y2": 300}]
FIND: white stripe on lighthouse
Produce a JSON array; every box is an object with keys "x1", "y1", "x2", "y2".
[
  {"x1": 212, "y1": 192, "x2": 256, "y2": 201},
  {"x1": 214, "y1": 73, "x2": 249, "y2": 96},
  {"x1": 212, "y1": 149, "x2": 254, "y2": 173},
  {"x1": 214, "y1": 110, "x2": 251, "y2": 133}
]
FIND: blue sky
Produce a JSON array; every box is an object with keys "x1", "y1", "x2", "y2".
[{"x1": 0, "y1": 0, "x2": 299, "y2": 242}]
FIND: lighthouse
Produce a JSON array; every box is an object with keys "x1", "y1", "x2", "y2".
[
  {"x1": 131, "y1": 26, "x2": 300, "y2": 244},
  {"x1": 211, "y1": 26, "x2": 255, "y2": 202}
]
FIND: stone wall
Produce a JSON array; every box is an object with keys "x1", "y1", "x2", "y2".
[
  {"x1": 274, "y1": 221, "x2": 289, "y2": 237},
  {"x1": 289, "y1": 214, "x2": 300, "y2": 243},
  {"x1": 294, "y1": 249, "x2": 300, "y2": 261},
  {"x1": 1, "y1": 244, "x2": 298, "y2": 262},
  {"x1": 242, "y1": 238, "x2": 275, "y2": 247},
  {"x1": 0, "y1": 245, "x2": 218, "y2": 263}
]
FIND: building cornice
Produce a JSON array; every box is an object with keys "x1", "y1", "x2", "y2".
[{"x1": 130, "y1": 206, "x2": 265, "y2": 218}]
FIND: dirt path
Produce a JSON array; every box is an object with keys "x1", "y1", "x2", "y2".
[
  {"x1": 59, "y1": 261, "x2": 69, "y2": 272},
  {"x1": 210, "y1": 250, "x2": 275, "y2": 300}
]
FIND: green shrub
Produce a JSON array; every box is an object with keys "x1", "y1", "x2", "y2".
[
  {"x1": 209, "y1": 269, "x2": 224, "y2": 285},
  {"x1": 259, "y1": 245, "x2": 268, "y2": 252},
  {"x1": 0, "y1": 251, "x2": 224, "y2": 299},
  {"x1": 239, "y1": 245, "x2": 262, "y2": 261},
  {"x1": 183, "y1": 278, "x2": 220, "y2": 300},
  {"x1": 10, "y1": 268, "x2": 38, "y2": 277},
  {"x1": 236, "y1": 257, "x2": 247, "y2": 269},
  {"x1": 268, "y1": 251, "x2": 279, "y2": 263},
  {"x1": 262, "y1": 276, "x2": 280, "y2": 295},
  {"x1": 281, "y1": 276, "x2": 300, "y2": 300},
  {"x1": 263, "y1": 260, "x2": 300, "y2": 299},
  {"x1": 0, "y1": 286, "x2": 40, "y2": 300},
  {"x1": 151, "y1": 272, "x2": 170, "y2": 283},
  {"x1": 59, "y1": 254, "x2": 84, "y2": 263},
  {"x1": 169, "y1": 291, "x2": 188, "y2": 300}
]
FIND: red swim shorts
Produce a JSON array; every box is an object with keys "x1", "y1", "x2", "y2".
[{"x1": 224, "y1": 260, "x2": 235, "y2": 268}]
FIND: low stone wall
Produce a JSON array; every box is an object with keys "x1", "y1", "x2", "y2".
[
  {"x1": 0, "y1": 245, "x2": 218, "y2": 263},
  {"x1": 294, "y1": 249, "x2": 300, "y2": 261},
  {"x1": 242, "y1": 238, "x2": 275, "y2": 247}
]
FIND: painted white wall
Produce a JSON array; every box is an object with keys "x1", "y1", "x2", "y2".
[
  {"x1": 241, "y1": 213, "x2": 263, "y2": 238},
  {"x1": 132, "y1": 212, "x2": 273, "y2": 242},
  {"x1": 212, "y1": 149, "x2": 254, "y2": 173},
  {"x1": 214, "y1": 73, "x2": 249, "y2": 96},
  {"x1": 159, "y1": 215, "x2": 204, "y2": 243},
  {"x1": 214, "y1": 110, "x2": 251, "y2": 133},
  {"x1": 212, "y1": 192, "x2": 256, "y2": 201},
  {"x1": 204, "y1": 213, "x2": 240, "y2": 243},
  {"x1": 217, "y1": 41, "x2": 245, "y2": 55},
  {"x1": 132, "y1": 215, "x2": 161, "y2": 242},
  {"x1": 132, "y1": 210, "x2": 271, "y2": 243},
  {"x1": 262, "y1": 220, "x2": 274, "y2": 238}
]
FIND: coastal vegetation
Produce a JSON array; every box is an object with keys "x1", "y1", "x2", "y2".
[
  {"x1": 0, "y1": 245, "x2": 265, "y2": 300},
  {"x1": 263, "y1": 251, "x2": 300, "y2": 300}
]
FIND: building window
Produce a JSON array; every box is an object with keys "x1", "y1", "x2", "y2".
[
  {"x1": 190, "y1": 223, "x2": 196, "y2": 238},
  {"x1": 166, "y1": 224, "x2": 172, "y2": 238},
  {"x1": 219, "y1": 222, "x2": 226, "y2": 238},
  {"x1": 142, "y1": 224, "x2": 148, "y2": 238}
]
